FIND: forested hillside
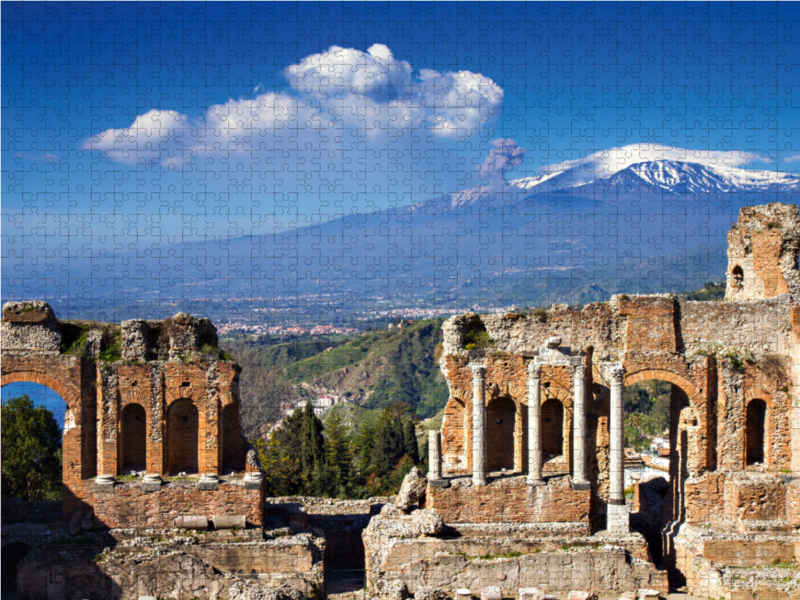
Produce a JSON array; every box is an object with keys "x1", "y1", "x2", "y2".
[{"x1": 225, "y1": 319, "x2": 449, "y2": 420}]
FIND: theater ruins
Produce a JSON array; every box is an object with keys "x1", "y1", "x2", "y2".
[{"x1": 2, "y1": 203, "x2": 800, "y2": 600}]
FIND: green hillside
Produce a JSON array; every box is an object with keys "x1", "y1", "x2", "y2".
[{"x1": 235, "y1": 319, "x2": 449, "y2": 419}]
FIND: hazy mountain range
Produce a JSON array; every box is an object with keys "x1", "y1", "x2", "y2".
[{"x1": 4, "y1": 149, "x2": 799, "y2": 320}]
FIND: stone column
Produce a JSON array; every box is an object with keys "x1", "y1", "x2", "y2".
[
  {"x1": 428, "y1": 430, "x2": 442, "y2": 481},
  {"x1": 606, "y1": 363, "x2": 629, "y2": 533},
  {"x1": 527, "y1": 362, "x2": 544, "y2": 485},
  {"x1": 571, "y1": 364, "x2": 589, "y2": 487},
  {"x1": 470, "y1": 362, "x2": 487, "y2": 485}
]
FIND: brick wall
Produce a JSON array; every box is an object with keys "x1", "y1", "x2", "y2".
[
  {"x1": 427, "y1": 476, "x2": 590, "y2": 524},
  {"x1": 73, "y1": 479, "x2": 263, "y2": 529}
]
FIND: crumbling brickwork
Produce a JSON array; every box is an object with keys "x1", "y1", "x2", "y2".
[
  {"x1": 724, "y1": 204, "x2": 800, "y2": 302},
  {"x1": 0, "y1": 304, "x2": 255, "y2": 527},
  {"x1": 426, "y1": 476, "x2": 590, "y2": 525},
  {"x1": 434, "y1": 204, "x2": 800, "y2": 597}
]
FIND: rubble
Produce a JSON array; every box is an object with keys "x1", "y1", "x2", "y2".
[{"x1": 395, "y1": 466, "x2": 428, "y2": 512}]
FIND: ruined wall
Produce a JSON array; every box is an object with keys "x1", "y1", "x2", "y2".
[
  {"x1": 363, "y1": 517, "x2": 666, "y2": 597},
  {"x1": 16, "y1": 530, "x2": 324, "y2": 600},
  {"x1": 724, "y1": 203, "x2": 800, "y2": 302},
  {"x1": 438, "y1": 267, "x2": 796, "y2": 528},
  {"x1": 426, "y1": 476, "x2": 590, "y2": 526},
  {"x1": 0, "y1": 301, "x2": 253, "y2": 527},
  {"x1": 68, "y1": 479, "x2": 264, "y2": 529}
]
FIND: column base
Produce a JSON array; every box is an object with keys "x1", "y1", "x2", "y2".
[
  {"x1": 526, "y1": 477, "x2": 546, "y2": 486},
  {"x1": 243, "y1": 472, "x2": 263, "y2": 490},
  {"x1": 198, "y1": 474, "x2": 220, "y2": 491},
  {"x1": 607, "y1": 502, "x2": 630, "y2": 534},
  {"x1": 428, "y1": 478, "x2": 450, "y2": 489},
  {"x1": 94, "y1": 475, "x2": 115, "y2": 493},
  {"x1": 472, "y1": 476, "x2": 487, "y2": 486},
  {"x1": 141, "y1": 474, "x2": 162, "y2": 493},
  {"x1": 569, "y1": 479, "x2": 591, "y2": 491}
]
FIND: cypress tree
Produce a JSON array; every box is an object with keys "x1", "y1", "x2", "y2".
[
  {"x1": 402, "y1": 418, "x2": 420, "y2": 464},
  {"x1": 299, "y1": 400, "x2": 325, "y2": 485},
  {"x1": 372, "y1": 415, "x2": 404, "y2": 474}
]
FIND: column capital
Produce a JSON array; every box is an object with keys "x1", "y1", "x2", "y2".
[
  {"x1": 604, "y1": 363, "x2": 625, "y2": 384},
  {"x1": 469, "y1": 361, "x2": 487, "y2": 379},
  {"x1": 572, "y1": 364, "x2": 586, "y2": 379},
  {"x1": 527, "y1": 361, "x2": 543, "y2": 378}
]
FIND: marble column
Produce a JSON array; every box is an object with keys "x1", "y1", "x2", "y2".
[
  {"x1": 606, "y1": 363, "x2": 629, "y2": 533},
  {"x1": 471, "y1": 362, "x2": 487, "y2": 485},
  {"x1": 572, "y1": 364, "x2": 589, "y2": 486},
  {"x1": 527, "y1": 362, "x2": 544, "y2": 485},
  {"x1": 428, "y1": 430, "x2": 442, "y2": 481}
]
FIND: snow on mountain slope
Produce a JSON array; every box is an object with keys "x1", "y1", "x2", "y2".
[{"x1": 511, "y1": 145, "x2": 800, "y2": 195}]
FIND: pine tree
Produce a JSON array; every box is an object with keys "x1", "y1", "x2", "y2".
[{"x1": 403, "y1": 418, "x2": 420, "y2": 464}]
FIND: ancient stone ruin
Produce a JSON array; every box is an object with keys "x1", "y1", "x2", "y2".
[{"x1": 2, "y1": 202, "x2": 800, "y2": 600}]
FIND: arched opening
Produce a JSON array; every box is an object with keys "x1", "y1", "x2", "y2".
[
  {"x1": 541, "y1": 398, "x2": 564, "y2": 461},
  {"x1": 167, "y1": 400, "x2": 199, "y2": 475},
  {"x1": 222, "y1": 402, "x2": 248, "y2": 473},
  {"x1": 1, "y1": 542, "x2": 31, "y2": 591},
  {"x1": 120, "y1": 403, "x2": 147, "y2": 473},
  {"x1": 486, "y1": 396, "x2": 516, "y2": 472},
  {"x1": 1, "y1": 382, "x2": 65, "y2": 502},
  {"x1": 731, "y1": 265, "x2": 744, "y2": 291},
  {"x1": 623, "y1": 377, "x2": 695, "y2": 587},
  {"x1": 746, "y1": 399, "x2": 767, "y2": 466}
]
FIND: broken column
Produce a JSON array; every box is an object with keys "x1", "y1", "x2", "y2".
[
  {"x1": 606, "y1": 362, "x2": 629, "y2": 533},
  {"x1": 571, "y1": 364, "x2": 589, "y2": 488},
  {"x1": 428, "y1": 430, "x2": 442, "y2": 482},
  {"x1": 471, "y1": 361, "x2": 487, "y2": 485},
  {"x1": 527, "y1": 361, "x2": 544, "y2": 485}
]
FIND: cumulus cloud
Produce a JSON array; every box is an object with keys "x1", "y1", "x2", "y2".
[{"x1": 83, "y1": 44, "x2": 503, "y2": 166}]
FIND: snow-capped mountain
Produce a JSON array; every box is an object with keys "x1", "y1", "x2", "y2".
[{"x1": 511, "y1": 147, "x2": 800, "y2": 196}]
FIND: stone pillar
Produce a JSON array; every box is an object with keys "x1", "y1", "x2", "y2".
[
  {"x1": 428, "y1": 430, "x2": 442, "y2": 481},
  {"x1": 571, "y1": 364, "x2": 589, "y2": 487},
  {"x1": 470, "y1": 362, "x2": 487, "y2": 485},
  {"x1": 606, "y1": 363, "x2": 629, "y2": 533},
  {"x1": 527, "y1": 362, "x2": 544, "y2": 485}
]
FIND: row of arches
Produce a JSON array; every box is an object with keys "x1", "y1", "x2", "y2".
[
  {"x1": 451, "y1": 377, "x2": 771, "y2": 478},
  {"x1": 120, "y1": 400, "x2": 246, "y2": 475}
]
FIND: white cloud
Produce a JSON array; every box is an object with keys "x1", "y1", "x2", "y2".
[
  {"x1": 544, "y1": 143, "x2": 763, "y2": 181},
  {"x1": 784, "y1": 155, "x2": 800, "y2": 164},
  {"x1": 83, "y1": 45, "x2": 503, "y2": 166}
]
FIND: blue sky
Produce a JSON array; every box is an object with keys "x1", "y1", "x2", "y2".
[{"x1": 3, "y1": 2, "x2": 800, "y2": 243}]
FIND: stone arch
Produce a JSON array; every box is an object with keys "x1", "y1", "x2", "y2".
[
  {"x1": 745, "y1": 398, "x2": 768, "y2": 466},
  {"x1": 1, "y1": 371, "x2": 79, "y2": 411},
  {"x1": 167, "y1": 399, "x2": 199, "y2": 475},
  {"x1": 623, "y1": 369, "x2": 700, "y2": 408},
  {"x1": 120, "y1": 403, "x2": 147, "y2": 472},
  {"x1": 0, "y1": 370, "x2": 90, "y2": 485},
  {"x1": 486, "y1": 395, "x2": 517, "y2": 472}
]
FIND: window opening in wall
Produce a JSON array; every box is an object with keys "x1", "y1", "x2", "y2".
[
  {"x1": 746, "y1": 399, "x2": 767, "y2": 465},
  {"x1": 731, "y1": 265, "x2": 744, "y2": 291}
]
